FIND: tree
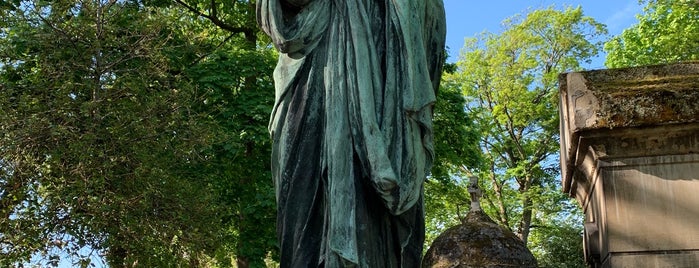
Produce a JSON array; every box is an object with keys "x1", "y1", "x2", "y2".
[
  {"x1": 185, "y1": 47, "x2": 278, "y2": 268},
  {"x1": 169, "y1": 0, "x2": 279, "y2": 266},
  {"x1": 0, "y1": 1, "x2": 221, "y2": 266},
  {"x1": 445, "y1": 6, "x2": 606, "y2": 264},
  {"x1": 425, "y1": 68, "x2": 483, "y2": 247},
  {"x1": 172, "y1": 0, "x2": 258, "y2": 46},
  {"x1": 528, "y1": 206, "x2": 585, "y2": 268},
  {"x1": 605, "y1": 0, "x2": 699, "y2": 68},
  {"x1": 431, "y1": 65, "x2": 483, "y2": 181}
]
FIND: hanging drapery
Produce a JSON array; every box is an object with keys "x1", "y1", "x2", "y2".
[{"x1": 258, "y1": 0, "x2": 446, "y2": 266}]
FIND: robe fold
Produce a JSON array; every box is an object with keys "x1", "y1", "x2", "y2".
[{"x1": 257, "y1": 0, "x2": 446, "y2": 266}]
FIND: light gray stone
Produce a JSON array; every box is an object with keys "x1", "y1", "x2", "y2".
[{"x1": 559, "y1": 62, "x2": 699, "y2": 267}]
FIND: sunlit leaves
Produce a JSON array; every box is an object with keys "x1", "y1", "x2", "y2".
[
  {"x1": 0, "y1": 1, "x2": 221, "y2": 266},
  {"x1": 425, "y1": 78, "x2": 483, "y2": 250},
  {"x1": 444, "y1": 6, "x2": 606, "y2": 265},
  {"x1": 605, "y1": 0, "x2": 699, "y2": 67},
  {"x1": 431, "y1": 80, "x2": 482, "y2": 181}
]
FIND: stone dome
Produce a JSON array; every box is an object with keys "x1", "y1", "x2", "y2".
[
  {"x1": 422, "y1": 210, "x2": 537, "y2": 268},
  {"x1": 422, "y1": 175, "x2": 538, "y2": 268}
]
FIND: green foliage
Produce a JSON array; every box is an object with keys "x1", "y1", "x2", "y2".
[
  {"x1": 425, "y1": 56, "x2": 483, "y2": 251},
  {"x1": 437, "y1": 5, "x2": 606, "y2": 265},
  {"x1": 172, "y1": 0, "x2": 257, "y2": 35},
  {"x1": 529, "y1": 207, "x2": 586, "y2": 268},
  {"x1": 0, "y1": 0, "x2": 279, "y2": 266},
  {"x1": 186, "y1": 47, "x2": 278, "y2": 268},
  {"x1": 424, "y1": 178, "x2": 470, "y2": 249},
  {"x1": 0, "y1": 1, "x2": 221, "y2": 266},
  {"x1": 171, "y1": 0, "x2": 279, "y2": 265},
  {"x1": 605, "y1": 0, "x2": 699, "y2": 68},
  {"x1": 431, "y1": 80, "x2": 482, "y2": 181}
]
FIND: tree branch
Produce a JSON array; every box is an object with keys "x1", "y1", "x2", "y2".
[{"x1": 173, "y1": 0, "x2": 253, "y2": 36}]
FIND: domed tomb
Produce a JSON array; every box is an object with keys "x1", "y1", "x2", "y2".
[{"x1": 422, "y1": 178, "x2": 537, "y2": 268}]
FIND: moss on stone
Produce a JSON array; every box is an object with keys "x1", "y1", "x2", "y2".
[{"x1": 422, "y1": 210, "x2": 537, "y2": 268}]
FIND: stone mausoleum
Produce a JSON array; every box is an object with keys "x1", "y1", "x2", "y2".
[{"x1": 558, "y1": 62, "x2": 699, "y2": 267}]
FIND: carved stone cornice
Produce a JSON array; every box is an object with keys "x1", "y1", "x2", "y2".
[
  {"x1": 568, "y1": 124, "x2": 699, "y2": 210},
  {"x1": 559, "y1": 62, "x2": 699, "y2": 199}
]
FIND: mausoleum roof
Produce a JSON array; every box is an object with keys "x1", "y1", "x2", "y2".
[{"x1": 422, "y1": 209, "x2": 538, "y2": 268}]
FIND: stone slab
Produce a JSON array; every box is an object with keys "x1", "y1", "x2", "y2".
[
  {"x1": 559, "y1": 62, "x2": 699, "y2": 194},
  {"x1": 602, "y1": 250, "x2": 699, "y2": 268}
]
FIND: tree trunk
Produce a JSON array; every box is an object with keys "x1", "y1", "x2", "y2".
[
  {"x1": 518, "y1": 195, "x2": 533, "y2": 244},
  {"x1": 107, "y1": 244, "x2": 128, "y2": 267},
  {"x1": 488, "y1": 163, "x2": 510, "y2": 228},
  {"x1": 236, "y1": 256, "x2": 250, "y2": 268}
]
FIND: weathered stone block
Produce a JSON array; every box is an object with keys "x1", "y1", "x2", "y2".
[
  {"x1": 422, "y1": 211, "x2": 537, "y2": 268},
  {"x1": 558, "y1": 62, "x2": 699, "y2": 268}
]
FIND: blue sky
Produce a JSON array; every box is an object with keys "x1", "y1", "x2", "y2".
[{"x1": 443, "y1": 0, "x2": 643, "y2": 69}]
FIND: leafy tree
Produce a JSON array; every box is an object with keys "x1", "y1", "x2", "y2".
[
  {"x1": 0, "y1": 1, "x2": 221, "y2": 266},
  {"x1": 0, "y1": 0, "x2": 279, "y2": 266},
  {"x1": 528, "y1": 207, "x2": 585, "y2": 268},
  {"x1": 185, "y1": 47, "x2": 277, "y2": 268},
  {"x1": 172, "y1": 0, "x2": 258, "y2": 46},
  {"x1": 431, "y1": 69, "x2": 482, "y2": 181},
  {"x1": 425, "y1": 74, "x2": 482, "y2": 247},
  {"x1": 169, "y1": 1, "x2": 279, "y2": 266},
  {"x1": 605, "y1": 0, "x2": 699, "y2": 68},
  {"x1": 445, "y1": 6, "x2": 606, "y2": 264}
]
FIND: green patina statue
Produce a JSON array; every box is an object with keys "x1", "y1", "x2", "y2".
[{"x1": 257, "y1": 0, "x2": 446, "y2": 266}]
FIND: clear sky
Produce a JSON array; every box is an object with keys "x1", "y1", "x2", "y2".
[{"x1": 443, "y1": 0, "x2": 644, "y2": 69}]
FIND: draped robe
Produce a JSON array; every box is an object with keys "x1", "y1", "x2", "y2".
[{"x1": 257, "y1": 0, "x2": 446, "y2": 266}]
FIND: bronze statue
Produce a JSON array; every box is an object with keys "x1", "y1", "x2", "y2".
[{"x1": 257, "y1": 0, "x2": 446, "y2": 266}]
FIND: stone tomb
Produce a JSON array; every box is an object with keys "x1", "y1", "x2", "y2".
[
  {"x1": 422, "y1": 179, "x2": 537, "y2": 268},
  {"x1": 559, "y1": 62, "x2": 699, "y2": 267}
]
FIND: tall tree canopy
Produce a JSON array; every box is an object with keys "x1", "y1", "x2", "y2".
[
  {"x1": 444, "y1": 6, "x2": 606, "y2": 266},
  {"x1": 0, "y1": 0, "x2": 277, "y2": 266},
  {"x1": 605, "y1": 0, "x2": 699, "y2": 68},
  {"x1": 172, "y1": 0, "x2": 278, "y2": 266},
  {"x1": 0, "y1": 0, "x2": 220, "y2": 266}
]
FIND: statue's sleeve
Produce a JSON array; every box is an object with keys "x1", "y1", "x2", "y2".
[
  {"x1": 257, "y1": 0, "x2": 331, "y2": 136},
  {"x1": 256, "y1": 0, "x2": 329, "y2": 58}
]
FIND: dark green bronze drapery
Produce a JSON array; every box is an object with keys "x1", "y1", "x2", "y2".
[{"x1": 258, "y1": 0, "x2": 446, "y2": 266}]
